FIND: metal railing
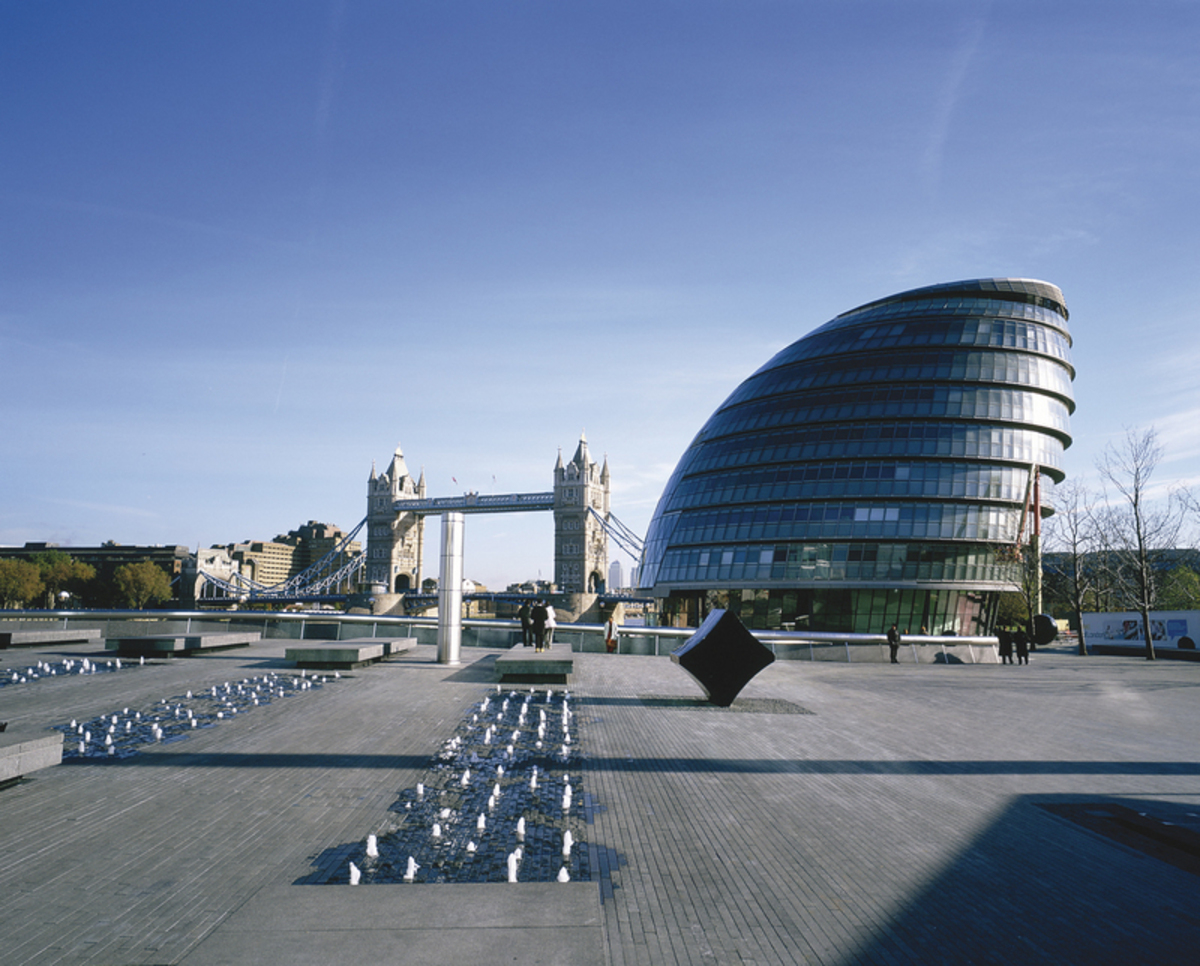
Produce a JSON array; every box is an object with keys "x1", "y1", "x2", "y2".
[{"x1": 1, "y1": 610, "x2": 998, "y2": 662}]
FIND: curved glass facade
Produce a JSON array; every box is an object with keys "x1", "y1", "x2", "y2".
[{"x1": 638, "y1": 278, "x2": 1074, "y2": 634}]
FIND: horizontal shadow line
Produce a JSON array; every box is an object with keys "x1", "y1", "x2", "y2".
[{"x1": 98, "y1": 753, "x2": 1200, "y2": 776}]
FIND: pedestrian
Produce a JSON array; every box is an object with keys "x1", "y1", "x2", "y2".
[
  {"x1": 518, "y1": 600, "x2": 533, "y2": 647},
  {"x1": 1014, "y1": 626, "x2": 1030, "y2": 665},
  {"x1": 545, "y1": 603, "x2": 557, "y2": 648},
  {"x1": 605, "y1": 613, "x2": 619, "y2": 654},
  {"x1": 887, "y1": 624, "x2": 901, "y2": 664},
  {"x1": 997, "y1": 627, "x2": 1014, "y2": 665},
  {"x1": 531, "y1": 600, "x2": 548, "y2": 652}
]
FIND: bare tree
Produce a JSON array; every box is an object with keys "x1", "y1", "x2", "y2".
[
  {"x1": 1043, "y1": 478, "x2": 1102, "y2": 655},
  {"x1": 1095, "y1": 427, "x2": 1190, "y2": 660}
]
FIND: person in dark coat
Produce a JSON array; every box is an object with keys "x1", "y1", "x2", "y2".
[
  {"x1": 1014, "y1": 626, "x2": 1030, "y2": 665},
  {"x1": 518, "y1": 601, "x2": 533, "y2": 647},
  {"x1": 530, "y1": 600, "x2": 549, "y2": 652},
  {"x1": 997, "y1": 627, "x2": 1014, "y2": 665},
  {"x1": 887, "y1": 624, "x2": 901, "y2": 664}
]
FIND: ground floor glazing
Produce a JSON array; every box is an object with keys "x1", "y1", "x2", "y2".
[{"x1": 655, "y1": 586, "x2": 1000, "y2": 635}]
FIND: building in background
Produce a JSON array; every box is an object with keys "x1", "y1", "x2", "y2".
[
  {"x1": 638, "y1": 278, "x2": 1075, "y2": 634},
  {"x1": 182, "y1": 547, "x2": 240, "y2": 604},
  {"x1": 0, "y1": 542, "x2": 190, "y2": 606},
  {"x1": 225, "y1": 539, "x2": 295, "y2": 586},
  {"x1": 217, "y1": 521, "x2": 363, "y2": 593},
  {"x1": 608, "y1": 559, "x2": 624, "y2": 592}
]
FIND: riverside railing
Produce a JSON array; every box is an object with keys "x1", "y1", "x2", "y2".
[{"x1": 0, "y1": 610, "x2": 999, "y2": 663}]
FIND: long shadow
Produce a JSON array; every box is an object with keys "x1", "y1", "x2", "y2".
[
  {"x1": 839, "y1": 793, "x2": 1200, "y2": 965},
  {"x1": 94, "y1": 751, "x2": 432, "y2": 769},
  {"x1": 106, "y1": 752, "x2": 1200, "y2": 776}
]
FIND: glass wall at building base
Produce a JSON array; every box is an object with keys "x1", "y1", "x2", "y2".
[{"x1": 657, "y1": 587, "x2": 998, "y2": 636}]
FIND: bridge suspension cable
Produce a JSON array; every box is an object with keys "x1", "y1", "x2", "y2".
[
  {"x1": 588, "y1": 506, "x2": 644, "y2": 559},
  {"x1": 198, "y1": 517, "x2": 368, "y2": 601}
]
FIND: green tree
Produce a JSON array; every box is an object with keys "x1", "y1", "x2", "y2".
[
  {"x1": 993, "y1": 591, "x2": 1029, "y2": 629},
  {"x1": 1158, "y1": 565, "x2": 1200, "y2": 611},
  {"x1": 113, "y1": 561, "x2": 172, "y2": 608},
  {"x1": 32, "y1": 550, "x2": 96, "y2": 608},
  {"x1": 0, "y1": 559, "x2": 44, "y2": 608}
]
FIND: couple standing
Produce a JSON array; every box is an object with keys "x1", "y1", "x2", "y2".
[{"x1": 519, "y1": 599, "x2": 556, "y2": 651}]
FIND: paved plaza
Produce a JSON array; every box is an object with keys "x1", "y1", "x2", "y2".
[{"x1": 1, "y1": 636, "x2": 1198, "y2": 965}]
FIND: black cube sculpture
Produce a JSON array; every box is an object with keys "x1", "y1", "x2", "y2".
[{"x1": 670, "y1": 609, "x2": 775, "y2": 707}]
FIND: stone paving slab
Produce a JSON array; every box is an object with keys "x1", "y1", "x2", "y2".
[
  {"x1": 178, "y1": 883, "x2": 603, "y2": 966},
  {"x1": 0, "y1": 629, "x2": 103, "y2": 648},
  {"x1": 107, "y1": 632, "x2": 261, "y2": 655},
  {"x1": 0, "y1": 730, "x2": 64, "y2": 782},
  {"x1": 2, "y1": 638, "x2": 1199, "y2": 965}
]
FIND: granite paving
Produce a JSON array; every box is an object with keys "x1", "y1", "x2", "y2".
[{"x1": 1, "y1": 636, "x2": 1198, "y2": 965}]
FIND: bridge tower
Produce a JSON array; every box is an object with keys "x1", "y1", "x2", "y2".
[
  {"x1": 366, "y1": 445, "x2": 425, "y2": 593},
  {"x1": 553, "y1": 434, "x2": 610, "y2": 593}
]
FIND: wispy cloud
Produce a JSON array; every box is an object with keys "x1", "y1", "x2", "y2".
[
  {"x1": 1155, "y1": 406, "x2": 1200, "y2": 465},
  {"x1": 0, "y1": 190, "x2": 298, "y2": 248},
  {"x1": 39, "y1": 498, "x2": 160, "y2": 520},
  {"x1": 920, "y1": 11, "x2": 988, "y2": 195}
]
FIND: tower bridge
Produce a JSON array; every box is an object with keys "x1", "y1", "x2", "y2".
[
  {"x1": 388, "y1": 489, "x2": 558, "y2": 665},
  {"x1": 197, "y1": 436, "x2": 638, "y2": 665},
  {"x1": 366, "y1": 435, "x2": 624, "y2": 664}
]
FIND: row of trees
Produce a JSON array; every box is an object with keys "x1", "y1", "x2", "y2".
[
  {"x1": 1012, "y1": 426, "x2": 1197, "y2": 660},
  {"x1": 0, "y1": 551, "x2": 173, "y2": 610}
]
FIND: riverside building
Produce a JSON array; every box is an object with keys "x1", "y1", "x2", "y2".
[{"x1": 637, "y1": 278, "x2": 1074, "y2": 634}]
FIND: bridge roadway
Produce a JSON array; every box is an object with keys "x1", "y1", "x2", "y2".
[
  {"x1": 1, "y1": 636, "x2": 1198, "y2": 965},
  {"x1": 391, "y1": 491, "x2": 555, "y2": 515}
]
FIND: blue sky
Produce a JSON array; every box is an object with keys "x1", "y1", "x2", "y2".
[{"x1": 3, "y1": 1, "x2": 1198, "y2": 590}]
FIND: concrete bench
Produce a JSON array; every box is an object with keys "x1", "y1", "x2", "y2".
[
  {"x1": 285, "y1": 637, "x2": 417, "y2": 670},
  {"x1": 107, "y1": 632, "x2": 262, "y2": 656},
  {"x1": 0, "y1": 628, "x2": 103, "y2": 649},
  {"x1": 0, "y1": 731, "x2": 64, "y2": 786},
  {"x1": 495, "y1": 648, "x2": 574, "y2": 685}
]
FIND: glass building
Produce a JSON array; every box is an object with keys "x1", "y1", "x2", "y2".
[{"x1": 637, "y1": 278, "x2": 1074, "y2": 634}]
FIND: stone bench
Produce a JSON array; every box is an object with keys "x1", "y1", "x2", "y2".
[
  {"x1": 0, "y1": 731, "x2": 64, "y2": 786},
  {"x1": 106, "y1": 632, "x2": 262, "y2": 656},
  {"x1": 285, "y1": 637, "x2": 417, "y2": 670},
  {"x1": 0, "y1": 628, "x2": 103, "y2": 649},
  {"x1": 495, "y1": 647, "x2": 574, "y2": 685}
]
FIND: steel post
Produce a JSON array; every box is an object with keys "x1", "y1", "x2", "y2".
[{"x1": 437, "y1": 511, "x2": 465, "y2": 665}]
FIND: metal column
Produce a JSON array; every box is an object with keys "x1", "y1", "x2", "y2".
[{"x1": 437, "y1": 511, "x2": 465, "y2": 665}]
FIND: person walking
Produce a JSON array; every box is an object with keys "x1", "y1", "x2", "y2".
[
  {"x1": 1014, "y1": 626, "x2": 1030, "y2": 665},
  {"x1": 518, "y1": 600, "x2": 533, "y2": 647},
  {"x1": 605, "y1": 613, "x2": 619, "y2": 653},
  {"x1": 887, "y1": 624, "x2": 901, "y2": 664},
  {"x1": 531, "y1": 600, "x2": 548, "y2": 652},
  {"x1": 998, "y1": 627, "x2": 1014, "y2": 665}
]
